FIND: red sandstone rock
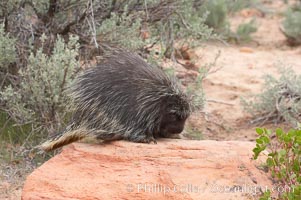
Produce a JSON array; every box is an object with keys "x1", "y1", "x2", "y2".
[{"x1": 22, "y1": 140, "x2": 272, "y2": 200}]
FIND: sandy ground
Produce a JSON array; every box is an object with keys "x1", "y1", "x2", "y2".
[
  {"x1": 187, "y1": 0, "x2": 301, "y2": 142},
  {"x1": 2, "y1": 0, "x2": 301, "y2": 199}
]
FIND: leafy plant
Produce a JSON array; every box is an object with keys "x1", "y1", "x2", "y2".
[
  {"x1": 253, "y1": 127, "x2": 301, "y2": 200},
  {"x1": 281, "y1": 5, "x2": 301, "y2": 46},
  {"x1": 242, "y1": 66, "x2": 301, "y2": 127}
]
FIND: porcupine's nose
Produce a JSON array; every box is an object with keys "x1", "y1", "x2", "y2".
[{"x1": 168, "y1": 124, "x2": 185, "y2": 134}]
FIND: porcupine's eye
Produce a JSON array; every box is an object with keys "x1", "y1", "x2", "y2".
[{"x1": 168, "y1": 111, "x2": 178, "y2": 122}]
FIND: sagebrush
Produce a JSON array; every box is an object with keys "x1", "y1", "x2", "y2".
[
  {"x1": 0, "y1": 23, "x2": 17, "y2": 89},
  {"x1": 0, "y1": 0, "x2": 216, "y2": 65},
  {"x1": 0, "y1": 35, "x2": 80, "y2": 135},
  {"x1": 0, "y1": 24, "x2": 16, "y2": 69},
  {"x1": 242, "y1": 66, "x2": 301, "y2": 127}
]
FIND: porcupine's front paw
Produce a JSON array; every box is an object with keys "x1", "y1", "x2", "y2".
[
  {"x1": 137, "y1": 136, "x2": 157, "y2": 144},
  {"x1": 145, "y1": 136, "x2": 157, "y2": 144},
  {"x1": 129, "y1": 135, "x2": 157, "y2": 144}
]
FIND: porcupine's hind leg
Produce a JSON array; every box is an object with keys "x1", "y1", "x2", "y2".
[
  {"x1": 92, "y1": 129, "x2": 123, "y2": 141},
  {"x1": 94, "y1": 130, "x2": 124, "y2": 142}
]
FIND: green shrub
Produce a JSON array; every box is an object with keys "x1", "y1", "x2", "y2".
[
  {"x1": 253, "y1": 128, "x2": 301, "y2": 200},
  {"x1": 235, "y1": 19, "x2": 257, "y2": 42},
  {"x1": 282, "y1": 5, "x2": 301, "y2": 45},
  {"x1": 227, "y1": 19, "x2": 257, "y2": 43},
  {"x1": 199, "y1": 0, "x2": 229, "y2": 33},
  {"x1": 242, "y1": 66, "x2": 301, "y2": 127},
  {"x1": 0, "y1": 34, "x2": 80, "y2": 135},
  {"x1": 198, "y1": 0, "x2": 257, "y2": 42}
]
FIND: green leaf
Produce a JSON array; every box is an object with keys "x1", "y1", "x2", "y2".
[
  {"x1": 266, "y1": 158, "x2": 274, "y2": 167},
  {"x1": 296, "y1": 137, "x2": 301, "y2": 145},
  {"x1": 279, "y1": 149, "x2": 287, "y2": 156},
  {"x1": 293, "y1": 160, "x2": 300, "y2": 171},
  {"x1": 296, "y1": 130, "x2": 301, "y2": 137},
  {"x1": 288, "y1": 129, "x2": 296, "y2": 137},
  {"x1": 268, "y1": 152, "x2": 276, "y2": 157},
  {"x1": 276, "y1": 128, "x2": 284, "y2": 137},
  {"x1": 256, "y1": 128, "x2": 264, "y2": 135},
  {"x1": 261, "y1": 136, "x2": 270, "y2": 144},
  {"x1": 284, "y1": 135, "x2": 292, "y2": 143},
  {"x1": 253, "y1": 147, "x2": 261, "y2": 159},
  {"x1": 256, "y1": 138, "x2": 263, "y2": 144}
]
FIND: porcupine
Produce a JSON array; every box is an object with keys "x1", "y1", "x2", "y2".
[{"x1": 40, "y1": 50, "x2": 192, "y2": 152}]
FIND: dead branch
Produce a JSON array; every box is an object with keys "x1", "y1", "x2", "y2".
[{"x1": 206, "y1": 99, "x2": 234, "y2": 106}]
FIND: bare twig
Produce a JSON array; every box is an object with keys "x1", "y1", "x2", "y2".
[
  {"x1": 174, "y1": 11, "x2": 190, "y2": 29},
  {"x1": 206, "y1": 99, "x2": 234, "y2": 106},
  {"x1": 144, "y1": 0, "x2": 149, "y2": 21},
  {"x1": 87, "y1": 0, "x2": 98, "y2": 48},
  {"x1": 0, "y1": 72, "x2": 9, "y2": 88},
  {"x1": 48, "y1": 0, "x2": 58, "y2": 18},
  {"x1": 57, "y1": 6, "x2": 88, "y2": 35},
  {"x1": 249, "y1": 111, "x2": 278, "y2": 125},
  {"x1": 207, "y1": 50, "x2": 222, "y2": 75}
]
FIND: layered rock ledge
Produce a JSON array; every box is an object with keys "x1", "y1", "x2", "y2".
[{"x1": 22, "y1": 140, "x2": 272, "y2": 200}]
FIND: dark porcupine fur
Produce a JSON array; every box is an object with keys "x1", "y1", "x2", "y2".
[{"x1": 40, "y1": 50, "x2": 192, "y2": 152}]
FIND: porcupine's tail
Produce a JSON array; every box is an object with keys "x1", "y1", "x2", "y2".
[{"x1": 40, "y1": 126, "x2": 90, "y2": 152}]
